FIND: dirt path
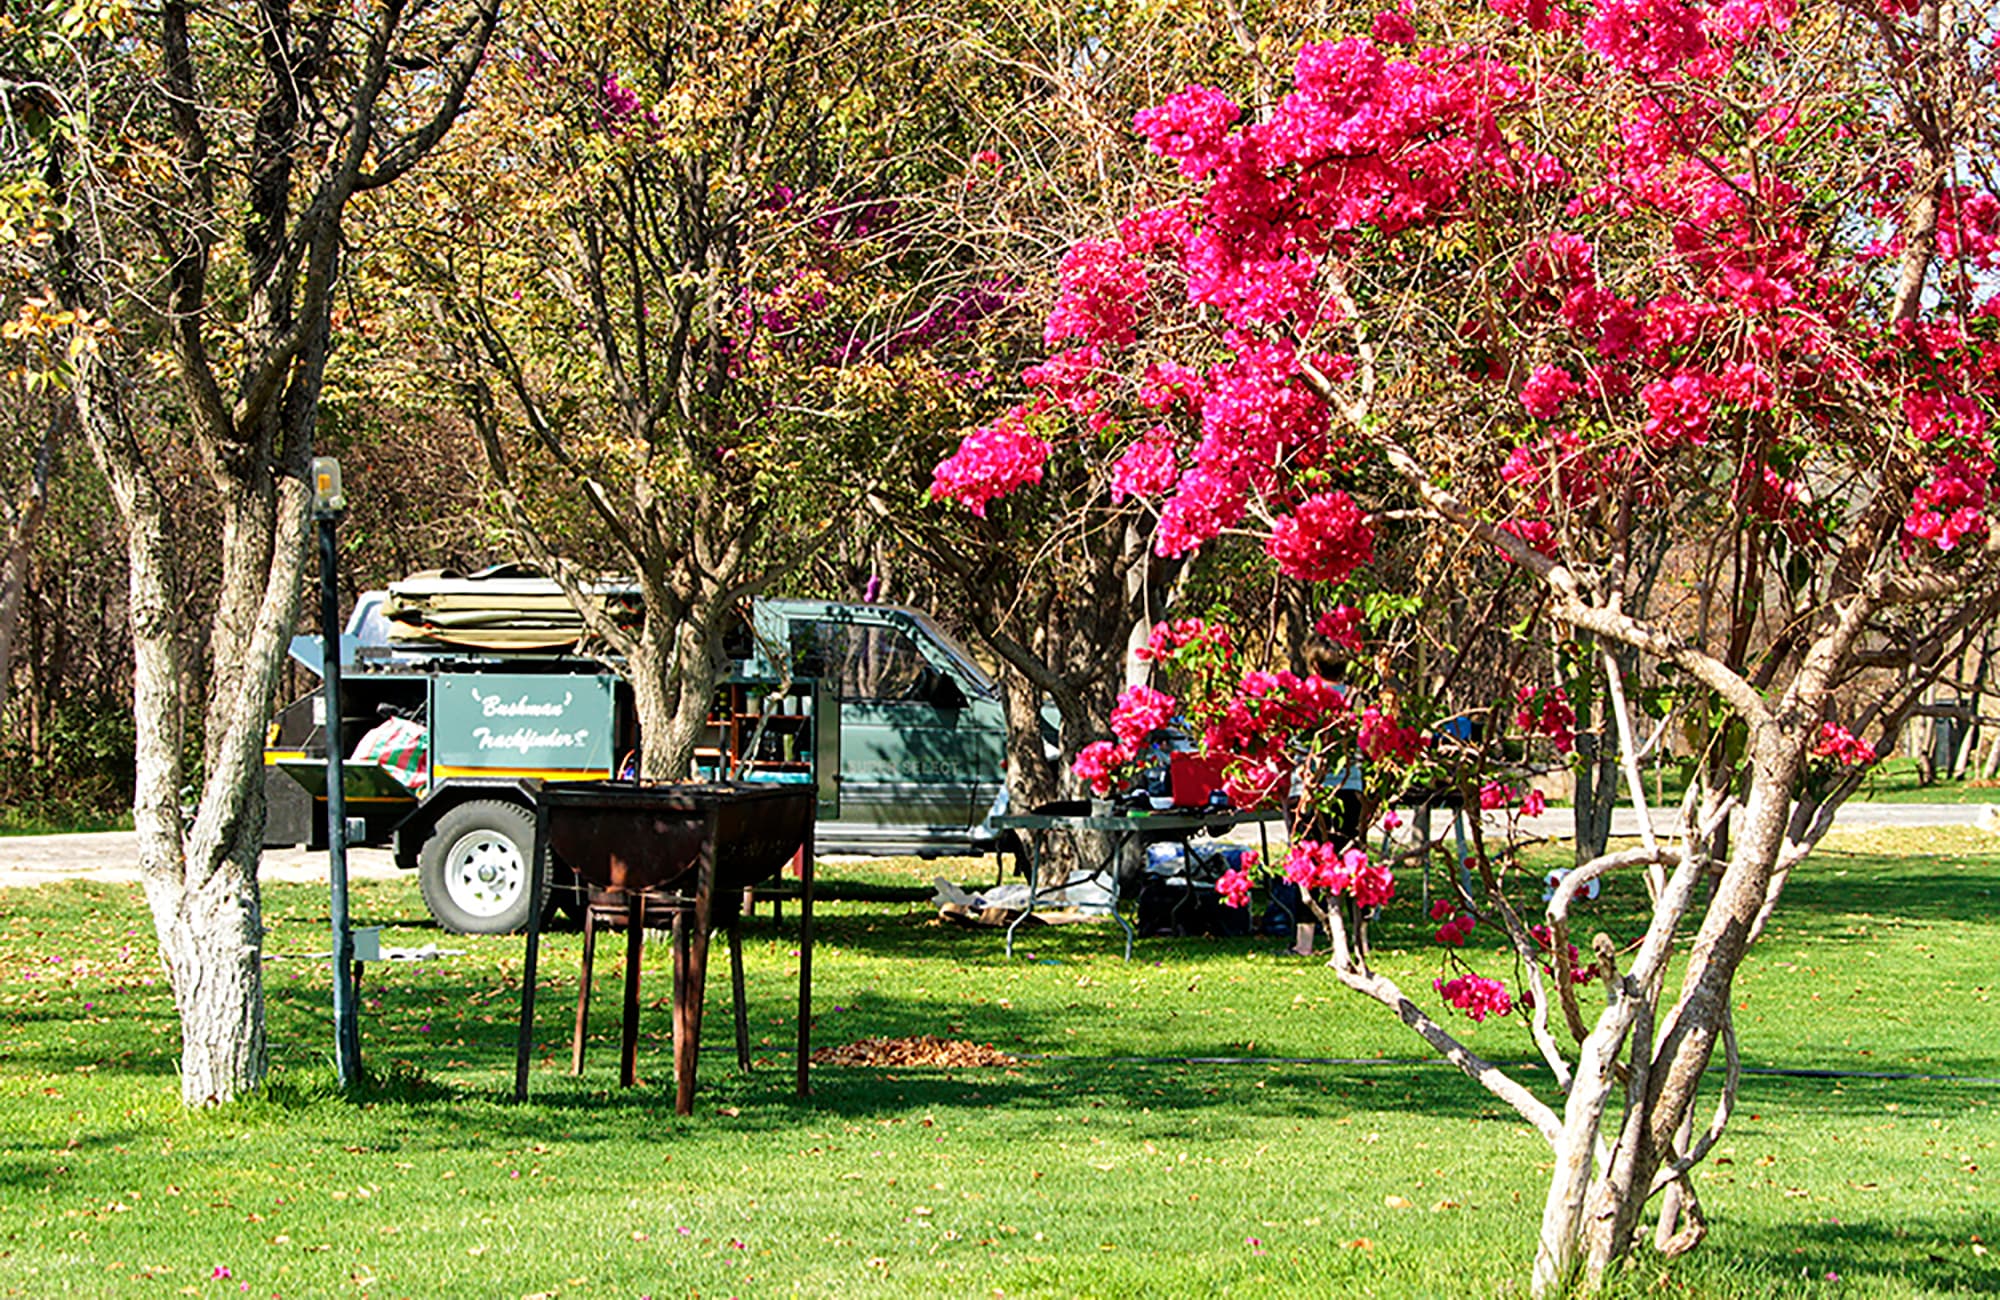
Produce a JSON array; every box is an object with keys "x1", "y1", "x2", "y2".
[{"x1": 0, "y1": 832, "x2": 402, "y2": 891}]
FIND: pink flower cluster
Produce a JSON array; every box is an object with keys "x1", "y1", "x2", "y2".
[
  {"x1": 1266, "y1": 491, "x2": 1376, "y2": 584},
  {"x1": 1110, "y1": 426, "x2": 1180, "y2": 503},
  {"x1": 1218, "y1": 865, "x2": 1253, "y2": 909},
  {"x1": 1430, "y1": 899, "x2": 1477, "y2": 946},
  {"x1": 1530, "y1": 924, "x2": 1596, "y2": 986},
  {"x1": 1479, "y1": 783, "x2": 1548, "y2": 817},
  {"x1": 1111, "y1": 684, "x2": 1176, "y2": 747},
  {"x1": 1071, "y1": 681, "x2": 1186, "y2": 795},
  {"x1": 1904, "y1": 457, "x2": 1993, "y2": 552},
  {"x1": 930, "y1": 405, "x2": 1051, "y2": 517},
  {"x1": 1312, "y1": 604, "x2": 1365, "y2": 653},
  {"x1": 1515, "y1": 685, "x2": 1577, "y2": 753},
  {"x1": 1581, "y1": 0, "x2": 1715, "y2": 81},
  {"x1": 1813, "y1": 721, "x2": 1877, "y2": 767},
  {"x1": 1356, "y1": 706, "x2": 1424, "y2": 763},
  {"x1": 1071, "y1": 739, "x2": 1130, "y2": 797},
  {"x1": 1135, "y1": 616, "x2": 1237, "y2": 665},
  {"x1": 1520, "y1": 365, "x2": 1581, "y2": 419},
  {"x1": 1434, "y1": 974, "x2": 1513, "y2": 1021},
  {"x1": 1044, "y1": 239, "x2": 1150, "y2": 349},
  {"x1": 1134, "y1": 84, "x2": 1243, "y2": 180},
  {"x1": 1283, "y1": 840, "x2": 1395, "y2": 907}
]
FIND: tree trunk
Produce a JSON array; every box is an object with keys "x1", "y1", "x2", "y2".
[
  {"x1": 999, "y1": 664, "x2": 1072, "y2": 887},
  {"x1": 150, "y1": 855, "x2": 268, "y2": 1103},
  {"x1": 75, "y1": 353, "x2": 312, "y2": 1105},
  {"x1": 1578, "y1": 723, "x2": 1806, "y2": 1283},
  {"x1": 1953, "y1": 633, "x2": 1989, "y2": 780},
  {"x1": 633, "y1": 610, "x2": 731, "y2": 782}
]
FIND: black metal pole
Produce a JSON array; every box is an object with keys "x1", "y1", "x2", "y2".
[{"x1": 318, "y1": 508, "x2": 360, "y2": 1088}]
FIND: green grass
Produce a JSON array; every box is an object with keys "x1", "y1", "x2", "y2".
[
  {"x1": 0, "y1": 809, "x2": 134, "y2": 836},
  {"x1": 1849, "y1": 758, "x2": 2000, "y2": 805},
  {"x1": 0, "y1": 832, "x2": 1995, "y2": 1297},
  {"x1": 1617, "y1": 756, "x2": 2000, "y2": 812}
]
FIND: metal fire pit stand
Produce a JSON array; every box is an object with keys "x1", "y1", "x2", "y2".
[{"x1": 512, "y1": 803, "x2": 815, "y2": 1115}]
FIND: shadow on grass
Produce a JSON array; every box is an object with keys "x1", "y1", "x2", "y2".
[
  {"x1": 1778, "y1": 860, "x2": 2000, "y2": 929},
  {"x1": 1698, "y1": 1213, "x2": 2000, "y2": 1296}
]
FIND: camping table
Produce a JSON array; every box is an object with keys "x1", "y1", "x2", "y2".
[{"x1": 990, "y1": 807, "x2": 1282, "y2": 960}]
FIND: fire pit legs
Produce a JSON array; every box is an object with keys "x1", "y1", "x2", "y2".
[
  {"x1": 515, "y1": 781, "x2": 813, "y2": 1111},
  {"x1": 670, "y1": 826, "x2": 718, "y2": 1115},
  {"x1": 571, "y1": 908, "x2": 598, "y2": 1075},
  {"x1": 620, "y1": 894, "x2": 646, "y2": 1089},
  {"x1": 729, "y1": 928, "x2": 751, "y2": 1070}
]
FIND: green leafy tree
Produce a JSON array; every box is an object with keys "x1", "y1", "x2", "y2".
[
  {"x1": 411, "y1": 0, "x2": 997, "y2": 777},
  {"x1": 10, "y1": 0, "x2": 497, "y2": 1104}
]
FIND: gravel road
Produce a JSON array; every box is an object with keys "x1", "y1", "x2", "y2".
[{"x1": 0, "y1": 833, "x2": 402, "y2": 891}]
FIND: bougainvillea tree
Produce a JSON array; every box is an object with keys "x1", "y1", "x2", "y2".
[
  {"x1": 936, "y1": 0, "x2": 2000, "y2": 1289},
  {"x1": 883, "y1": 3, "x2": 1354, "y2": 850}
]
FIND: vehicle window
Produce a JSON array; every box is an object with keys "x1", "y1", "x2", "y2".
[
  {"x1": 350, "y1": 596, "x2": 392, "y2": 649},
  {"x1": 789, "y1": 620, "x2": 931, "y2": 702}
]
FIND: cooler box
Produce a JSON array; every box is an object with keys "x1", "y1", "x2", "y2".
[{"x1": 1169, "y1": 751, "x2": 1229, "y2": 808}]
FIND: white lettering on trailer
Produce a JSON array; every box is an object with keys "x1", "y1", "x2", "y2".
[
  {"x1": 469, "y1": 687, "x2": 574, "y2": 718},
  {"x1": 471, "y1": 726, "x2": 592, "y2": 754}
]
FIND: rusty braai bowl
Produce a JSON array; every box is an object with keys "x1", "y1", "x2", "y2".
[{"x1": 539, "y1": 781, "x2": 814, "y2": 900}]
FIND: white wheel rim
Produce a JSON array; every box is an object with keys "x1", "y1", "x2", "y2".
[{"x1": 443, "y1": 829, "x2": 525, "y2": 918}]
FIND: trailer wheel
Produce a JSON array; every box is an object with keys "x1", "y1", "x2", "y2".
[{"x1": 418, "y1": 800, "x2": 549, "y2": 935}]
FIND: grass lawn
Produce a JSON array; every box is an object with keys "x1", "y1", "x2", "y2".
[
  {"x1": 0, "y1": 810, "x2": 134, "y2": 837},
  {"x1": 0, "y1": 829, "x2": 1995, "y2": 1298},
  {"x1": 1848, "y1": 759, "x2": 2000, "y2": 806},
  {"x1": 1624, "y1": 757, "x2": 2000, "y2": 811}
]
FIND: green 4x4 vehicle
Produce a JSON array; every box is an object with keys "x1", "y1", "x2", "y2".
[{"x1": 265, "y1": 571, "x2": 1014, "y2": 934}]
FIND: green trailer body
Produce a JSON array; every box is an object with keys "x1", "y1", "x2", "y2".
[{"x1": 264, "y1": 574, "x2": 1011, "y2": 933}]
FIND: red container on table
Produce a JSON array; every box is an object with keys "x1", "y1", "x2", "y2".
[{"x1": 1169, "y1": 751, "x2": 1230, "y2": 809}]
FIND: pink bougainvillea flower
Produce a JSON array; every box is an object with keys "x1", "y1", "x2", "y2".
[
  {"x1": 1520, "y1": 365, "x2": 1582, "y2": 419},
  {"x1": 1434, "y1": 974, "x2": 1513, "y2": 1021},
  {"x1": 1217, "y1": 866, "x2": 1253, "y2": 909},
  {"x1": 1267, "y1": 491, "x2": 1375, "y2": 584},
  {"x1": 1110, "y1": 683, "x2": 1177, "y2": 748},
  {"x1": 1813, "y1": 721, "x2": 1876, "y2": 767},
  {"x1": 930, "y1": 406, "x2": 1051, "y2": 517},
  {"x1": 1312, "y1": 604, "x2": 1365, "y2": 653}
]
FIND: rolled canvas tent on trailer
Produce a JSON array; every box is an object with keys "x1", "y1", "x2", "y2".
[{"x1": 382, "y1": 566, "x2": 640, "y2": 652}]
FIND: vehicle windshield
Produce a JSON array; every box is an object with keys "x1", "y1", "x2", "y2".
[
  {"x1": 904, "y1": 609, "x2": 997, "y2": 698},
  {"x1": 349, "y1": 593, "x2": 393, "y2": 650}
]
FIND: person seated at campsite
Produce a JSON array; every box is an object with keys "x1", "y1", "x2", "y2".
[{"x1": 1289, "y1": 632, "x2": 1364, "y2": 852}]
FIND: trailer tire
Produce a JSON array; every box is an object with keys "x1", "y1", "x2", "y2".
[{"x1": 418, "y1": 800, "x2": 549, "y2": 935}]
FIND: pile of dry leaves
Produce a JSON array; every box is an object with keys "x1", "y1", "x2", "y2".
[{"x1": 809, "y1": 1035, "x2": 1016, "y2": 1069}]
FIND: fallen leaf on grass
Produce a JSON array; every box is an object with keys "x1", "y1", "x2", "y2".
[
  {"x1": 1430, "y1": 1200, "x2": 1461, "y2": 1212},
  {"x1": 811, "y1": 1036, "x2": 1015, "y2": 1068},
  {"x1": 1384, "y1": 1196, "x2": 1414, "y2": 1210},
  {"x1": 1344, "y1": 1238, "x2": 1374, "y2": 1250}
]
